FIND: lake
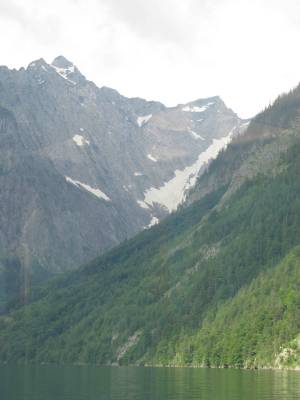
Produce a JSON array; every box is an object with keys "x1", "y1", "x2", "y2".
[{"x1": 1, "y1": 365, "x2": 300, "y2": 400}]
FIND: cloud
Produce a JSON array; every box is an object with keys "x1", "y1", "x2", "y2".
[
  {"x1": 0, "y1": 0, "x2": 62, "y2": 45},
  {"x1": 99, "y1": 0, "x2": 192, "y2": 44}
]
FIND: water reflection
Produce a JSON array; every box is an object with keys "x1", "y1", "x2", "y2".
[{"x1": 1, "y1": 365, "x2": 300, "y2": 400}]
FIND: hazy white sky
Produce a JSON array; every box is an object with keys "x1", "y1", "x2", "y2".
[{"x1": 1, "y1": 0, "x2": 300, "y2": 118}]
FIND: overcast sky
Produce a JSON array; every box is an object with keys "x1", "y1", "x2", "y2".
[{"x1": 1, "y1": 0, "x2": 300, "y2": 118}]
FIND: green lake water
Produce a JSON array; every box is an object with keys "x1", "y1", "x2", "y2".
[{"x1": 1, "y1": 365, "x2": 300, "y2": 400}]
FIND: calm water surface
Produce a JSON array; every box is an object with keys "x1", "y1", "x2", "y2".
[{"x1": 1, "y1": 365, "x2": 300, "y2": 400}]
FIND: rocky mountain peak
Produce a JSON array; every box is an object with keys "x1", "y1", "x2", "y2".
[
  {"x1": 27, "y1": 58, "x2": 49, "y2": 70},
  {"x1": 50, "y1": 55, "x2": 86, "y2": 84},
  {"x1": 51, "y1": 55, "x2": 74, "y2": 69},
  {"x1": 177, "y1": 96, "x2": 224, "y2": 114}
]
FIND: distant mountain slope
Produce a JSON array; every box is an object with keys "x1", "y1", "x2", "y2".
[
  {"x1": 1, "y1": 85, "x2": 300, "y2": 368},
  {"x1": 184, "y1": 84, "x2": 300, "y2": 207},
  {"x1": 0, "y1": 56, "x2": 244, "y2": 308}
]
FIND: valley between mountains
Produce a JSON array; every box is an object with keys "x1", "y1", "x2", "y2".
[
  {"x1": 0, "y1": 56, "x2": 246, "y2": 310},
  {"x1": 1, "y1": 72, "x2": 300, "y2": 369}
]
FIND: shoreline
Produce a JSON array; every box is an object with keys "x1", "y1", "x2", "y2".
[{"x1": 1, "y1": 361, "x2": 300, "y2": 372}]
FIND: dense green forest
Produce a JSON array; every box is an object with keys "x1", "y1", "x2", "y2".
[
  {"x1": 151, "y1": 247, "x2": 300, "y2": 368},
  {"x1": 1, "y1": 87, "x2": 300, "y2": 368}
]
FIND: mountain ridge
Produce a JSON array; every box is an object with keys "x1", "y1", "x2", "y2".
[{"x1": 0, "y1": 55, "x2": 245, "y2": 310}]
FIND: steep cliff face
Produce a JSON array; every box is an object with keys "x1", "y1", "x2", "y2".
[{"x1": 0, "y1": 56, "x2": 244, "y2": 305}]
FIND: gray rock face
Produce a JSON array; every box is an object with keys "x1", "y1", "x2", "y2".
[{"x1": 0, "y1": 56, "x2": 245, "y2": 306}]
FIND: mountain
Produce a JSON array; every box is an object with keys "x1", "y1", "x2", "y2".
[
  {"x1": 0, "y1": 56, "x2": 245, "y2": 309},
  {"x1": 1, "y1": 85, "x2": 300, "y2": 368}
]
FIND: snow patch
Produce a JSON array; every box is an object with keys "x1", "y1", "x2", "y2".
[
  {"x1": 142, "y1": 128, "x2": 235, "y2": 212},
  {"x1": 148, "y1": 216, "x2": 159, "y2": 228},
  {"x1": 73, "y1": 134, "x2": 90, "y2": 147},
  {"x1": 137, "y1": 200, "x2": 149, "y2": 209},
  {"x1": 182, "y1": 102, "x2": 214, "y2": 113},
  {"x1": 147, "y1": 153, "x2": 157, "y2": 162},
  {"x1": 51, "y1": 64, "x2": 76, "y2": 85},
  {"x1": 65, "y1": 177, "x2": 110, "y2": 201},
  {"x1": 137, "y1": 114, "x2": 152, "y2": 127},
  {"x1": 188, "y1": 129, "x2": 204, "y2": 140}
]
